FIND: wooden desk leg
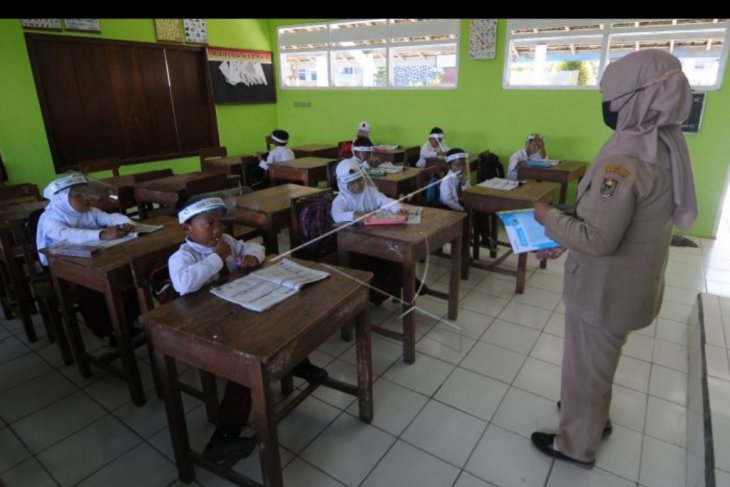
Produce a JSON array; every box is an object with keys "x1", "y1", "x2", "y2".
[
  {"x1": 338, "y1": 247, "x2": 353, "y2": 342},
  {"x1": 448, "y1": 232, "x2": 461, "y2": 320},
  {"x1": 199, "y1": 371, "x2": 219, "y2": 424},
  {"x1": 53, "y1": 275, "x2": 91, "y2": 378},
  {"x1": 156, "y1": 351, "x2": 194, "y2": 483},
  {"x1": 489, "y1": 215, "x2": 499, "y2": 259},
  {"x1": 251, "y1": 366, "x2": 283, "y2": 487},
  {"x1": 462, "y1": 212, "x2": 471, "y2": 280},
  {"x1": 355, "y1": 304, "x2": 373, "y2": 423},
  {"x1": 402, "y1": 262, "x2": 416, "y2": 364},
  {"x1": 559, "y1": 182, "x2": 568, "y2": 204},
  {"x1": 1, "y1": 232, "x2": 37, "y2": 342},
  {"x1": 516, "y1": 253, "x2": 527, "y2": 294},
  {"x1": 540, "y1": 258, "x2": 547, "y2": 270},
  {"x1": 105, "y1": 284, "x2": 146, "y2": 406}
]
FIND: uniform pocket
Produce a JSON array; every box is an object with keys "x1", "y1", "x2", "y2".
[{"x1": 564, "y1": 254, "x2": 579, "y2": 274}]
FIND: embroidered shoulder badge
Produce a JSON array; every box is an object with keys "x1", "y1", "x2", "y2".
[
  {"x1": 606, "y1": 166, "x2": 630, "y2": 178},
  {"x1": 600, "y1": 177, "x2": 619, "y2": 200}
]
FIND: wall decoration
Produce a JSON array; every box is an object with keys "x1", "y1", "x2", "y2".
[
  {"x1": 184, "y1": 19, "x2": 208, "y2": 44},
  {"x1": 64, "y1": 19, "x2": 101, "y2": 33},
  {"x1": 469, "y1": 19, "x2": 498, "y2": 59},
  {"x1": 206, "y1": 47, "x2": 276, "y2": 104},
  {"x1": 21, "y1": 19, "x2": 62, "y2": 31},
  {"x1": 154, "y1": 19, "x2": 183, "y2": 43}
]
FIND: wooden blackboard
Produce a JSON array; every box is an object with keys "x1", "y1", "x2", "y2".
[
  {"x1": 206, "y1": 47, "x2": 276, "y2": 104},
  {"x1": 681, "y1": 92, "x2": 706, "y2": 134}
]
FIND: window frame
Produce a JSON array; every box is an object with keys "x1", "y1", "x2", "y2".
[
  {"x1": 504, "y1": 19, "x2": 730, "y2": 91},
  {"x1": 278, "y1": 19, "x2": 460, "y2": 90}
]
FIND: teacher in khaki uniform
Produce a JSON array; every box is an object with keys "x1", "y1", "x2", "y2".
[{"x1": 530, "y1": 49, "x2": 698, "y2": 467}]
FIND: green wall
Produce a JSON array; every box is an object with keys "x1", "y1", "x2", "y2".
[
  {"x1": 269, "y1": 19, "x2": 730, "y2": 237},
  {"x1": 0, "y1": 18, "x2": 276, "y2": 187},
  {"x1": 1, "y1": 19, "x2": 728, "y2": 236}
]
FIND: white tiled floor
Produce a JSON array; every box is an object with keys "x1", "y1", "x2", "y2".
[{"x1": 2, "y1": 235, "x2": 730, "y2": 486}]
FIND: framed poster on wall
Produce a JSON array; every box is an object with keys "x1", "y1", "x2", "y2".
[{"x1": 206, "y1": 47, "x2": 276, "y2": 104}]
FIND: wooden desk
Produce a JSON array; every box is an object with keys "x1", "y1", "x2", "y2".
[
  {"x1": 517, "y1": 160, "x2": 587, "y2": 204},
  {"x1": 369, "y1": 167, "x2": 420, "y2": 199},
  {"x1": 46, "y1": 215, "x2": 184, "y2": 406},
  {"x1": 268, "y1": 157, "x2": 332, "y2": 188},
  {"x1": 425, "y1": 155, "x2": 479, "y2": 173},
  {"x1": 230, "y1": 184, "x2": 327, "y2": 254},
  {"x1": 337, "y1": 206, "x2": 464, "y2": 364},
  {"x1": 134, "y1": 172, "x2": 225, "y2": 218},
  {"x1": 462, "y1": 182, "x2": 558, "y2": 293},
  {"x1": 141, "y1": 260, "x2": 373, "y2": 487},
  {"x1": 0, "y1": 201, "x2": 49, "y2": 343},
  {"x1": 100, "y1": 169, "x2": 174, "y2": 214},
  {"x1": 373, "y1": 147, "x2": 406, "y2": 164},
  {"x1": 291, "y1": 144, "x2": 338, "y2": 159},
  {"x1": 201, "y1": 155, "x2": 252, "y2": 184}
]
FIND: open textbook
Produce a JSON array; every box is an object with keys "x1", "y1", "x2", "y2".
[
  {"x1": 477, "y1": 178, "x2": 520, "y2": 191},
  {"x1": 210, "y1": 258, "x2": 330, "y2": 312},
  {"x1": 45, "y1": 223, "x2": 164, "y2": 257},
  {"x1": 496, "y1": 209, "x2": 560, "y2": 254}
]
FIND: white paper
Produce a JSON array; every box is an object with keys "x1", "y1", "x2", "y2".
[
  {"x1": 377, "y1": 162, "x2": 404, "y2": 173},
  {"x1": 496, "y1": 209, "x2": 560, "y2": 254},
  {"x1": 132, "y1": 223, "x2": 164, "y2": 234},
  {"x1": 477, "y1": 178, "x2": 520, "y2": 191}
]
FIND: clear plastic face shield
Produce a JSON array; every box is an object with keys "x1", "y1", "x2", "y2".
[
  {"x1": 352, "y1": 144, "x2": 374, "y2": 164},
  {"x1": 47, "y1": 173, "x2": 119, "y2": 211},
  {"x1": 336, "y1": 160, "x2": 375, "y2": 194},
  {"x1": 181, "y1": 188, "x2": 243, "y2": 221},
  {"x1": 429, "y1": 133, "x2": 446, "y2": 151}
]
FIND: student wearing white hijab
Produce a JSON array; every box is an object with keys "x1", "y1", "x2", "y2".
[
  {"x1": 36, "y1": 173, "x2": 138, "y2": 343},
  {"x1": 331, "y1": 159, "x2": 404, "y2": 223},
  {"x1": 531, "y1": 50, "x2": 698, "y2": 466},
  {"x1": 338, "y1": 136, "x2": 384, "y2": 171}
]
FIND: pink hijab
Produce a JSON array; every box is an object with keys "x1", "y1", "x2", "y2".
[{"x1": 579, "y1": 49, "x2": 698, "y2": 231}]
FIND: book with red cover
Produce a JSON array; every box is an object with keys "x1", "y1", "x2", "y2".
[{"x1": 362, "y1": 212, "x2": 407, "y2": 226}]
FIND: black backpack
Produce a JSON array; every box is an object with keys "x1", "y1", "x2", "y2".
[{"x1": 479, "y1": 152, "x2": 505, "y2": 180}]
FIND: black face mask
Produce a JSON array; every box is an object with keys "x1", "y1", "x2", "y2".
[{"x1": 602, "y1": 101, "x2": 619, "y2": 130}]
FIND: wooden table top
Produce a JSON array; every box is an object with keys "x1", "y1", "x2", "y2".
[
  {"x1": 233, "y1": 184, "x2": 326, "y2": 214},
  {"x1": 337, "y1": 205, "x2": 465, "y2": 244},
  {"x1": 140, "y1": 259, "x2": 372, "y2": 363},
  {"x1": 290, "y1": 144, "x2": 337, "y2": 152},
  {"x1": 465, "y1": 181, "x2": 559, "y2": 202},
  {"x1": 369, "y1": 167, "x2": 420, "y2": 183},
  {"x1": 272, "y1": 157, "x2": 334, "y2": 169},
  {"x1": 43, "y1": 215, "x2": 183, "y2": 273},
  {"x1": 0, "y1": 200, "x2": 48, "y2": 228}
]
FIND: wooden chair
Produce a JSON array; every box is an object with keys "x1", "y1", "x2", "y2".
[
  {"x1": 198, "y1": 146, "x2": 227, "y2": 167},
  {"x1": 336, "y1": 140, "x2": 352, "y2": 160},
  {"x1": 79, "y1": 157, "x2": 121, "y2": 178},
  {"x1": 129, "y1": 245, "x2": 220, "y2": 423},
  {"x1": 0, "y1": 183, "x2": 41, "y2": 207},
  {"x1": 289, "y1": 190, "x2": 338, "y2": 263},
  {"x1": 405, "y1": 145, "x2": 421, "y2": 167},
  {"x1": 22, "y1": 208, "x2": 74, "y2": 364},
  {"x1": 132, "y1": 169, "x2": 174, "y2": 183},
  {"x1": 0, "y1": 152, "x2": 9, "y2": 186}
]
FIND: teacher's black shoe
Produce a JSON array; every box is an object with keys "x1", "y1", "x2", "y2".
[
  {"x1": 203, "y1": 430, "x2": 256, "y2": 464},
  {"x1": 530, "y1": 432, "x2": 595, "y2": 468},
  {"x1": 556, "y1": 401, "x2": 613, "y2": 438}
]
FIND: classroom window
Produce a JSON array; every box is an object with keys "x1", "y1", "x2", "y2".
[
  {"x1": 505, "y1": 19, "x2": 730, "y2": 90},
  {"x1": 278, "y1": 19, "x2": 460, "y2": 89}
]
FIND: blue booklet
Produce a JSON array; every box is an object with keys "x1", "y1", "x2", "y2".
[{"x1": 496, "y1": 209, "x2": 560, "y2": 254}]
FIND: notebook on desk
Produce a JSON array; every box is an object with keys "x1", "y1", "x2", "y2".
[{"x1": 362, "y1": 211, "x2": 407, "y2": 226}]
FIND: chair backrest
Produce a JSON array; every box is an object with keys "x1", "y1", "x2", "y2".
[
  {"x1": 0, "y1": 152, "x2": 8, "y2": 186},
  {"x1": 404, "y1": 145, "x2": 421, "y2": 167},
  {"x1": 78, "y1": 157, "x2": 121, "y2": 177},
  {"x1": 132, "y1": 169, "x2": 174, "y2": 183},
  {"x1": 477, "y1": 150, "x2": 505, "y2": 181},
  {"x1": 198, "y1": 146, "x2": 227, "y2": 165},
  {"x1": 415, "y1": 165, "x2": 444, "y2": 206},
  {"x1": 0, "y1": 183, "x2": 41, "y2": 207},
  {"x1": 23, "y1": 207, "x2": 46, "y2": 277},
  {"x1": 327, "y1": 159, "x2": 341, "y2": 192},
  {"x1": 129, "y1": 243, "x2": 181, "y2": 313},
  {"x1": 290, "y1": 190, "x2": 337, "y2": 260}
]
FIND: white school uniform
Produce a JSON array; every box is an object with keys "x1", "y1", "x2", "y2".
[
  {"x1": 168, "y1": 234, "x2": 266, "y2": 295},
  {"x1": 259, "y1": 145, "x2": 295, "y2": 171},
  {"x1": 331, "y1": 160, "x2": 401, "y2": 223},
  {"x1": 439, "y1": 169, "x2": 470, "y2": 211},
  {"x1": 36, "y1": 187, "x2": 133, "y2": 266},
  {"x1": 507, "y1": 148, "x2": 548, "y2": 180},
  {"x1": 416, "y1": 140, "x2": 450, "y2": 168}
]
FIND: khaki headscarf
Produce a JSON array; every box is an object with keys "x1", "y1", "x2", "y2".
[{"x1": 579, "y1": 49, "x2": 698, "y2": 231}]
